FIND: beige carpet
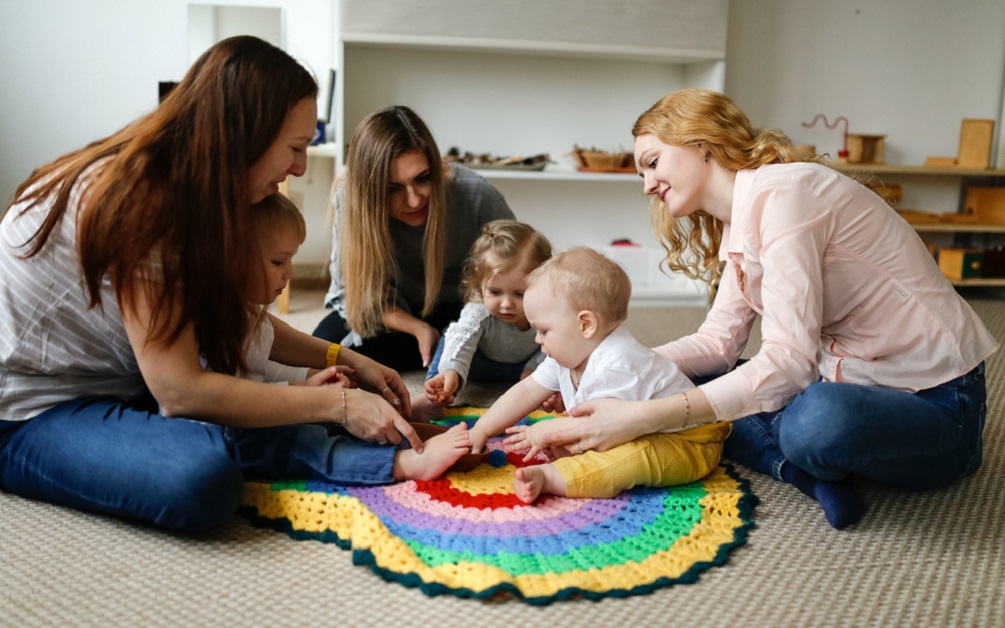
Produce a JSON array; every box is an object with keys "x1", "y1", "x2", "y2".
[{"x1": 2, "y1": 290, "x2": 1003, "y2": 627}]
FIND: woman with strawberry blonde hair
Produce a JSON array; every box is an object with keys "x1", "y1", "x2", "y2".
[{"x1": 538, "y1": 89, "x2": 996, "y2": 530}]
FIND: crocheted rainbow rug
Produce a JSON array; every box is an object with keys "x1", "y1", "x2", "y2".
[{"x1": 240, "y1": 407, "x2": 758, "y2": 605}]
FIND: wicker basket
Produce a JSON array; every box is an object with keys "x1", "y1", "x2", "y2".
[{"x1": 571, "y1": 146, "x2": 634, "y2": 171}]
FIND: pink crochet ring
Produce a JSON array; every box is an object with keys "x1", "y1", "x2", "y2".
[{"x1": 241, "y1": 408, "x2": 758, "y2": 605}]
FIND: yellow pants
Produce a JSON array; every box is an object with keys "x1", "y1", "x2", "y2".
[{"x1": 553, "y1": 422, "x2": 732, "y2": 499}]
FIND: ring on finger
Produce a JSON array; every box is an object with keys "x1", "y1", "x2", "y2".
[
  {"x1": 378, "y1": 439, "x2": 388, "y2": 445},
  {"x1": 576, "y1": 443, "x2": 585, "y2": 455},
  {"x1": 380, "y1": 387, "x2": 391, "y2": 393}
]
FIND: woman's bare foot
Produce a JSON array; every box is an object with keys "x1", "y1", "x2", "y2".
[
  {"x1": 513, "y1": 464, "x2": 567, "y2": 503},
  {"x1": 410, "y1": 395, "x2": 445, "y2": 423},
  {"x1": 393, "y1": 423, "x2": 470, "y2": 481}
]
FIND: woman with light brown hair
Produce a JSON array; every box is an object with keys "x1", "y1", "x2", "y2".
[
  {"x1": 314, "y1": 105, "x2": 514, "y2": 371},
  {"x1": 536, "y1": 88, "x2": 996, "y2": 530},
  {"x1": 0, "y1": 37, "x2": 471, "y2": 532}
]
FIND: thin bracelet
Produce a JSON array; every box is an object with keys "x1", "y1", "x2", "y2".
[
  {"x1": 681, "y1": 391, "x2": 690, "y2": 429},
  {"x1": 338, "y1": 387, "x2": 348, "y2": 426}
]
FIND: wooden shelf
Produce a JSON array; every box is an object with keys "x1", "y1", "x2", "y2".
[
  {"x1": 474, "y1": 168, "x2": 638, "y2": 183},
  {"x1": 948, "y1": 278, "x2": 1005, "y2": 287},
  {"x1": 829, "y1": 163, "x2": 1005, "y2": 177},
  {"x1": 908, "y1": 222, "x2": 1005, "y2": 233}
]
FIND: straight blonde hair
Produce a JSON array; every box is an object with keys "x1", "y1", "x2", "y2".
[{"x1": 339, "y1": 106, "x2": 447, "y2": 337}]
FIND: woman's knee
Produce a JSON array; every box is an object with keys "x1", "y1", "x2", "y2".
[
  {"x1": 155, "y1": 449, "x2": 244, "y2": 531},
  {"x1": 777, "y1": 384, "x2": 859, "y2": 468}
]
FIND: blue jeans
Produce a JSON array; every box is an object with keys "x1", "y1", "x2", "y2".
[
  {"x1": 721, "y1": 363, "x2": 987, "y2": 489},
  {"x1": 0, "y1": 395, "x2": 396, "y2": 531},
  {"x1": 425, "y1": 336, "x2": 527, "y2": 383}
]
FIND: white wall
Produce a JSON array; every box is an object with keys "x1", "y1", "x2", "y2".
[
  {"x1": 4, "y1": 1, "x2": 1005, "y2": 267},
  {"x1": 0, "y1": 0, "x2": 337, "y2": 266},
  {"x1": 725, "y1": 0, "x2": 1005, "y2": 167}
]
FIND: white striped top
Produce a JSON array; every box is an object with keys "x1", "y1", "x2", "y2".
[{"x1": 0, "y1": 167, "x2": 146, "y2": 421}]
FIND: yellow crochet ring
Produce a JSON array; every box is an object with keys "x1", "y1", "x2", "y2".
[{"x1": 241, "y1": 408, "x2": 758, "y2": 604}]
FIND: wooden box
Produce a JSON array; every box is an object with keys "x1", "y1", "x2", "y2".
[
  {"x1": 846, "y1": 134, "x2": 886, "y2": 164},
  {"x1": 957, "y1": 119, "x2": 994, "y2": 169},
  {"x1": 938, "y1": 248, "x2": 983, "y2": 280},
  {"x1": 964, "y1": 187, "x2": 1005, "y2": 224}
]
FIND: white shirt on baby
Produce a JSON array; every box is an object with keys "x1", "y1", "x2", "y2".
[{"x1": 531, "y1": 324, "x2": 693, "y2": 433}]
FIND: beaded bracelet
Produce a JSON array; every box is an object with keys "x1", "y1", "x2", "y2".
[
  {"x1": 338, "y1": 386, "x2": 348, "y2": 426},
  {"x1": 681, "y1": 391, "x2": 690, "y2": 429}
]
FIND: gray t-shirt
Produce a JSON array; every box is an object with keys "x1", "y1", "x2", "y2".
[{"x1": 325, "y1": 164, "x2": 514, "y2": 321}]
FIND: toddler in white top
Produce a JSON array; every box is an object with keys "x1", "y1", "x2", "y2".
[{"x1": 469, "y1": 247, "x2": 731, "y2": 503}]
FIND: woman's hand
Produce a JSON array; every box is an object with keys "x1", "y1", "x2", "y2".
[
  {"x1": 413, "y1": 323, "x2": 441, "y2": 369},
  {"x1": 534, "y1": 398, "x2": 652, "y2": 453},
  {"x1": 342, "y1": 386, "x2": 423, "y2": 452},
  {"x1": 296, "y1": 365, "x2": 354, "y2": 387},
  {"x1": 337, "y1": 348, "x2": 412, "y2": 419}
]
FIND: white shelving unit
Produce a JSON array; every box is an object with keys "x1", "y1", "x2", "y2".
[{"x1": 333, "y1": 0, "x2": 728, "y2": 305}]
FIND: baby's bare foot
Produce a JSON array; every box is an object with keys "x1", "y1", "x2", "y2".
[
  {"x1": 514, "y1": 466, "x2": 547, "y2": 503},
  {"x1": 394, "y1": 423, "x2": 469, "y2": 481}
]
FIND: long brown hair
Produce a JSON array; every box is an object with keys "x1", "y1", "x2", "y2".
[
  {"x1": 340, "y1": 105, "x2": 448, "y2": 337},
  {"x1": 8, "y1": 36, "x2": 317, "y2": 374},
  {"x1": 632, "y1": 89, "x2": 798, "y2": 281}
]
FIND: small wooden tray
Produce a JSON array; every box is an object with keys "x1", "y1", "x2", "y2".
[{"x1": 410, "y1": 422, "x2": 489, "y2": 472}]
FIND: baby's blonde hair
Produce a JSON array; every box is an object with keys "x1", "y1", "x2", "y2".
[
  {"x1": 526, "y1": 246, "x2": 631, "y2": 330},
  {"x1": 461, "y1": 220, "x2": 552, "y2": 302},
  {"x1": 253, "y1": 192, "x2": 306, "y2": 242}
]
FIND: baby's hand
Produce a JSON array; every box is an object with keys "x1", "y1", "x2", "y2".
[
  {"x1": 503, "y1": 424, "x2": 547, "y2": 462},
  {"x1": 468, "y1": 426, "x2": 489, "y2": 454},
  {"x1": 298, "y1": 366, "x2": 352, "y2": 387},
  {"x1": 424, "y1": 370, "x2": 459, "y2": 405}
]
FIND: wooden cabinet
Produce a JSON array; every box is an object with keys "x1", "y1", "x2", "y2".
[{"x1": 831, "y1": 162, "x2": 1005, "y2": 286}]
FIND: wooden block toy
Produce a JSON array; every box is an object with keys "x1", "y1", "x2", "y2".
[
  {"x1": 846, "y1": 134, "x2": 886, "y2": 164},
  {"x1": 957, "y1": 119, "x2": 994, "y2": 169},
  {"x1": 963, "y1": 187, "x2": 1005, "y2": 224},
  {"x1": 938, "y1": 248, "x2": 983, "y2": 280}
]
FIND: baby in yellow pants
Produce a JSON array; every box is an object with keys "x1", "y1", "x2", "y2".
[{"x1": 468, "y1": 247, "x2": 730, "y2": 502}]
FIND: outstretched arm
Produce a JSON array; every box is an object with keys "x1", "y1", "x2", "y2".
[
  {"x1": 122, "y1": 280, "x2": 422, "y2": 450},
  {"x1": 268, "y1": 313, "x2": 411, "y2": 417},
  {"x1": 468, "y1": 377, "x2": 553, "y2": 453},
  {"x1": 529, "y1": 389, "x2": 715, "y2": 454}
]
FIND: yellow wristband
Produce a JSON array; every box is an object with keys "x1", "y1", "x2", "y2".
[{"x1": 326, "y1": 343, "x2": 342, "y2": 368}]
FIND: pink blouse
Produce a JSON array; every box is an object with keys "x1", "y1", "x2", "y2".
[{"x1": 656, "y1": 163, "x2": 999, "y2": 422}]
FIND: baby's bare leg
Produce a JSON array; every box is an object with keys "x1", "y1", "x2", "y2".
[
  {"x1": 513, "y1": 463, "x2": 567, "y2": 504},
  {"x1": 393, "y1": 423, "x2": 469, "y2": 481}
]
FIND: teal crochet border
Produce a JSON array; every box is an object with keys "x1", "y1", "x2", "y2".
[{"x1": 240, "y1": 463, "x2": 759, "y2": 606}]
